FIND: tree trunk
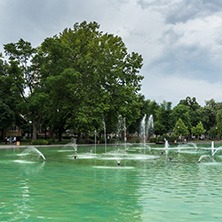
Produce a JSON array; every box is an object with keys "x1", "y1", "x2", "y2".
[
  {"x1": 32, "y1": 121, "x2": 37, "y2": 140},
  {"x1": 0, "y1": 129, "x2": 4, "y2": 140},
  {"x1": 84, "y1": 132, "x2": 89, "y2": 144},
  {"x1": 58, "y1": 129, "x2": 62, "y2": 142}
]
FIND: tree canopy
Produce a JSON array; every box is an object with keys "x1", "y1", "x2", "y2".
[
  {"x1": 2, "y1": 21, "x2": 144, "y2": 141},
  {"x1": 1, "y1": 22, "x2": 222, "y2": 143}
]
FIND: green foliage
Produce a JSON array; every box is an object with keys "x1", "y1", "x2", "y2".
[
  {"x1": 172, "y1": 104, "x2": 191, "y2": 129},
  {"x1": 31, "y1": 139, "x2": 49, "y2": 145},
  {"x1": 149, "y1": 137, "x2": 158, "y2": 143},
  {"x1": 37, "y1": 21, "x2": 144, "y2": 135},
  {"x1": 208, "y1": 126, "x2": 218, "y2": 139},
  {"x1": 174, "y1": 118, "x2": 189, "y2": 136},
  {"x1": 3, "y1": 22, "x2": 222, "y2": 141},
  {"x1": 191, "y1": 121, "x2": 206, "y2": 137},
  {"x1": 154, "y1": 101, "x2": 174, "y2": 135},
  {"x1": 179, "y1": 96, "x2": 202, "y2": 127},
  {"x1": 216, "y1": 110, "x2": 222, "y2": 138}
]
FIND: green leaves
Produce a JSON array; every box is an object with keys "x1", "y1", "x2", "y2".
[
  {"x1": 191, "y1": 121, "x2": 206, "y2": 137},
  {"x1": 174, "y1": 118, "x2": 189, "y2": 136}
]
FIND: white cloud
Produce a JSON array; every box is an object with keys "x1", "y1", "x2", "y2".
[
  {"x1": 141, "y1": 73, "x2": 222, "y2": 106},
  {"x1": 0, "y1": 0, "x2": 222, "y2": 106}
]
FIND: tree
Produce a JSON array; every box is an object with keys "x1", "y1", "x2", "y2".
[
  {"x1": 216, "y1": 110, "x2": 222, "y2": 138},
  {"x1": 191, "y1": 121, "x2": 206, "y2": 139},
  {"x1": 179, "y1": 96, "x2": 201, "y2": 127},
  {"x1": 174, "y1": 118, "x2": 189, "y2": 137},
  {"x1": 154, "y1": 101, "x2": 174, "y2": 135},
  {"x1": 172, "y1": 104, "x2": 191, "y2": 129},
  {"x1": 179, "y1": 96, "x2": 200, "y2": 111},
  {"x1": 201, "y1": 99, "x2": 217, "y2": 131},
  {"x1": 4, "y1": 39, "x2": 47, "y2": 140},
  {"x1": 0, "y1": 56, "x2": 22, "y2": 138},
  {"x1": 37, "y1": 21, "x2": 144, "y2": 140}
]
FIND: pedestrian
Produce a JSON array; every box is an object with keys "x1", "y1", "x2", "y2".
[
  {"x1": 13, "y1": 136, "x2": 16, "y2": 145},
  {"x1": 9, "y1": 137, "x2": 12, "y2": 145},
  {"x1": 5, "y1": 136, "x2": 8, "y2": 145}
]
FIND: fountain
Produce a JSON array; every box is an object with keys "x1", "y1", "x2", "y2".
[
  {"x1": 123, "y1": 117, "x2": 127, "y2": 152},
  {"x1": 211, "y1": 141, "x2": 215, "y2": 156},
  {"x1": 20, "y1": 146, "x2": 46, "y2": 161},
  {"x1": 3, "y1": 141, "x2": 222, "y2": 222},
  {"x1": 198, "y1": 155, "x2": 212, "y2": 163},
  {"x1": 59, "y1": 141, "x2": 78, "y2": 153},
  {"x1": 102, "y1": 117, "x2": 107, "y2": 153},
  {"x1": 140, "y1": 114, "x2": 147, "y2": 147},
  {"x1": 116, "y1": 115, "x2": 123, "y2": 146},
  {"x1": 212, "y1": 146, "x2": 222, "y2": 157},
  {"x1": 94, "y1": 129, "x2": 97, "y2": 154},
  {"x1": 147, "y1": 114, "x2": 154, "y2": 138}
]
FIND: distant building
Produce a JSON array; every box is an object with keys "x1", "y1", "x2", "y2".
[{"x1": 0, "y1": 125, "x2": 22, "y2": 138}]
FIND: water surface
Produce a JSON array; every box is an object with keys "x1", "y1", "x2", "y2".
[{"x1": 0, "y1": 144, "x2": 222, "y2": 221}]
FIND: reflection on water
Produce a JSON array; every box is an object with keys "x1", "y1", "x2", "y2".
[{"x1": 0, "y1": 145, "x2": 222, "y2": 221}]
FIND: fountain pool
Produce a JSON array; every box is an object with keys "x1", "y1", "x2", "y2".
[{"x1": 1, "y1": 143, "x2": 222, "y2": 221}]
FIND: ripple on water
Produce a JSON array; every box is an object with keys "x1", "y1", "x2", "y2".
[
  {"x1": 93, "y1": 166, "x2": 134, "y2": 169},
  {"x1": 12, "y1": 160, "x2": 36, "y2": 164}
]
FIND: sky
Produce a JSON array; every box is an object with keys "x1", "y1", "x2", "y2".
[{"x1": 1, "y1": 0, "x2": 222, "y2": 106}]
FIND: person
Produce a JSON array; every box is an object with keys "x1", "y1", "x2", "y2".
[
  {"x1": 9, "y1": 137, "x2": 13, "y2": 144},
  {"x1": 5, "y1": 136, "x2": 8, "y2": 145},
  {"x1": 13, "y1": 136, "x2": 16, "y2": 145},
  {"x1": 107, "y1": 135, "x2": 110, "y2": 144}
]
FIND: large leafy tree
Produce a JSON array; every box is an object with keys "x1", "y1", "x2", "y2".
[
  {"x1": 37, "y1": 21, "x2": 144, "y2": 140},
  {"x1": 172, "y1": 104, "x2": 191, "y2": 130},
  {"x1": 154, "y1": 101, "x2": 174, "y2": 135},
  {"x1": 179, "y1": 96, "x2": 201, "y2": 127},
  {"x1": 191, "y1": 121, "x2": 206, "y2": 139},
  {"x1": 4, "y1": 39, "x2": 48, "y2": 140},
  {"x1": 0, "y1": 54, "x2": 23, "y2": 138},
  {"x1": 216, "y1": 110, "x2": 222, "y2": 138},
  {"x1": 174, "y1": 118, "x2": 189, "y2": 137}
]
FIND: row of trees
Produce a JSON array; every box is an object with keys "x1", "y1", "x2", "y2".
[
  {"x1": 0, "y1": 21, "x2": 221, "y2": 142},
  {"x1": 141, "y1": 97, "x2": 222, "y2": 141},
  {"x1": 0, "y1": 21, "x2": 144, "y2": 141}
]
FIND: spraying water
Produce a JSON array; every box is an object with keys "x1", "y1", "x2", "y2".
[
  {"x1": 102, "y1": 117, "x2": 107, "y2": 153},
  {"x1": 147, "y1": 114, "x2": 154, "y2": 138},
  {"x1": 94, "y1": 130, "x2": 97, "y2": 154},
  {"x1": 211, "y1": 141, "x2": 215, "y2": 156},
  {"x1": 22, "y1": 147, "x2": 46, "y2": 161},
  {"x1": 140, "y1": 114, "x2": 147, "y2": 148},
  {"x1": 123, "y1": 117, "x2": 127, "y2": 152}
]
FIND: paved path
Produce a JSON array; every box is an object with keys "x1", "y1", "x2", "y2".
[
  {"x1": 0, "y1": 141, "x2": 220, "y2": 149},
  {"x1": 0, "y1": 144, "x2": 65, "y2": 149}
]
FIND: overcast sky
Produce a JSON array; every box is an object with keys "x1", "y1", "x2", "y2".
[{"x1": 1, "y1": 0, "x2": 222, "y2": 106}]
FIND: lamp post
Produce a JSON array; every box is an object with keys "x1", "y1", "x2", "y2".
[
  {"x1": 215, "y1": 127, "x2": 218, "y2": 140},
  {"x1": 177, "y1": 126, "x2": 182, "y2": 144},
  {"x1": 29, "y1": 120, "x2": 32, "y2": 144}
]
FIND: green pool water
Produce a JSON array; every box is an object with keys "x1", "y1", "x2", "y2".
[{"x1": 1, "y1": 144, "x2": 222, "y2": 221}]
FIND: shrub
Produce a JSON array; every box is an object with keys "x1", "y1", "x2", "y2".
[
  {"x1": 136, "y1": 137, "x2": 140, "y2": 143},
  {"x1": 149, "y1": 137, "x2": 157, "y2": 143},
  {"x1": 32, "y1": 139, "x2": 49, "y2": 145}
]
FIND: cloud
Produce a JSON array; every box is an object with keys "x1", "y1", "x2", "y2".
[
  {"x1": 145, "y1": 13, "x2": 222, "y2": 82},
  {"x1": 165, "y1": 0, "x2": 222, "y2": 24},
  {"x1": 137, "y1": 0, "x2": 222, "y2": 24},
  {"x1": 141, "y1": 73, "x2": 222, "y2": 106},
  {"x1": 0, "y1": 0, "x2": 222, "y2": 106}
]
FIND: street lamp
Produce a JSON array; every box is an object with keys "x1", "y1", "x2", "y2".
[
  {"x1": 215, "y1": 127, "x2": 218, "y2": 140},
  {"x1": 29, "y1": 120, "x2": 32, "y2": 144},
  {"x1": 177, "y1": 126, "x2": 182, "y2": 144}
]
